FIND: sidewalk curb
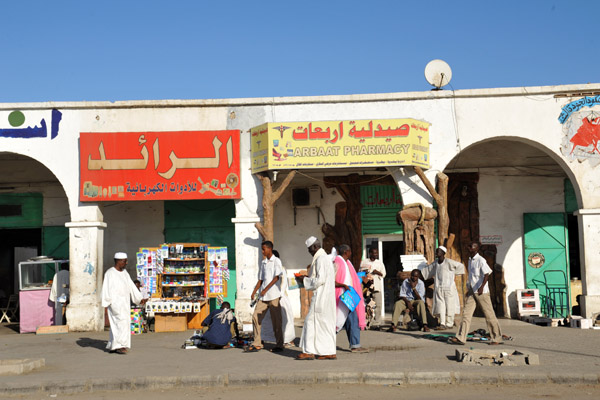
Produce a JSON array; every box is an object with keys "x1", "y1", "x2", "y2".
[{"x1": 1, "y1": 371, "x2": 599, "y2": 396}]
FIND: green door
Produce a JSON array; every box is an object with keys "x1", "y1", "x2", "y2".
[
  {"x1": 164, "y1": 200, "x2": 236, "y2": 310},
  {"x1": 523, "y1": 213, "x2": 570, "y2": 318}
]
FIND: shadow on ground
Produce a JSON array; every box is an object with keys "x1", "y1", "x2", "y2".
[{"x1": 76, "y1": 337, "x2": 108, "y2": 351}]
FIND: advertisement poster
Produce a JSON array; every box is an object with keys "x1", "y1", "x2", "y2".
[{"x1": 206, "y1": 246, "x2": 228, "y2": 297}]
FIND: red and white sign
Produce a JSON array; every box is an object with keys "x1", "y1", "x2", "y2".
[{"x1": 80, "y1": 130, "x2": 240, "y2": 201}]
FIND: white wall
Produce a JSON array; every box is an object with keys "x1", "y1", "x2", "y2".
[
  {"x1": 271, "y1": 172, "x2": 343, "y2": 270},
  {"x1": 478, "y1": 174, "x2": 565, "y2": 317},
  {"x1": 100, "y1": 201, "x2": 165, "y2": 275}
]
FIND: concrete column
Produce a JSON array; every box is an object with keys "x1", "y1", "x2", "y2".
[
  {"x1": 575, "y1": 208, "x2": 600, "y2": 319},
  {"x1": 231, "y1": 216, "x2": 261, "y2": 321},
  {"x1": 64, "y1": 221, "x2": 107, "y2": 332}
]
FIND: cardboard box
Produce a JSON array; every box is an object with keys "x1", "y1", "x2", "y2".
[
  {"x1": 154, "y1": 313, "x2": 187, "y2": 332},
  {"x1": 36, "y1": 325, "x2": 69, "y2": 335}
]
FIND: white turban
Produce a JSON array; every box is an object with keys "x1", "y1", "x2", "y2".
[
  {"x1": 305, "y1": 236, "x2": 317, "y2": 247},
  {"x1": 438, "y1": 246, "x2": 447, "y2": 254},
  {"x1": 114, "y1": 252, "x2": 128, "y2": 259}
]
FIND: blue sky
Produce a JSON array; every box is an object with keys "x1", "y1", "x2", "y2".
[{"x1": 0, "y1": 0, "x2": 597, "y2": 103}]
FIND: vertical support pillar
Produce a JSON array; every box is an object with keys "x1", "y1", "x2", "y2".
[
  {"x1": 64, "y1": 221, "x2": 107, "y2": 332},
  {"x1": 575, "y1": 208, "x2": 600, "y2": 319},
  {"x1": 231, "y1": 216, "x2": 261, "y2": 320}
]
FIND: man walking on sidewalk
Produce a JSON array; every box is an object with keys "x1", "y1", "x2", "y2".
[
  {"x1": 334, "y1": 244, "x2": 369, "y2": 353},
  {"x1": 296, "y1": 236, "x2": 337, "y2": 360},
  {"x1": 449, "y1": 242, "x2": 503, "y2": 345},
  {"x1": 247, "y1": 240, "x2": 284, "y2": 353}
]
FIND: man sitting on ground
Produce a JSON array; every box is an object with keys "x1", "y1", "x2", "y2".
[
  {"x1": 201, "y1": 302, "x2": 239, "y2": 348},
  {"x1": 389, "y1": 269, "x2": 430, "y2": 332}
]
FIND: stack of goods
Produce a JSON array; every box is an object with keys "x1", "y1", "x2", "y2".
[
  {"x1": 146, "y1": 300, "x2": 198, "y2": 314},
  {"x1": 131, "y1": 308, "x2": 143, "y2": 335}
]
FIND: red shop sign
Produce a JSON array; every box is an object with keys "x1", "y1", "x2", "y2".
[{"x1": 80, "y1": 130, "x2": 241, "y2": 201}]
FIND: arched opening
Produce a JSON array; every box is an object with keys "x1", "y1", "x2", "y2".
[
  {"x1": 444, "y1": 138, "x2": 581, "y2": 318},
  {"x1": 0, "y1": 152, "x2": 70, "y2": 321}
]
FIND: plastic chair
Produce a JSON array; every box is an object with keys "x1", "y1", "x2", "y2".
[
  {"x1": 543, "y1": 270, "x2": 569, "y2": 318},
  {"x1": 0, "y1": 294, "x2": 19, "y2": 323}
]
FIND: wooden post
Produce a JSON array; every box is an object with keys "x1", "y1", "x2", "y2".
[
  {"x1": 413, "y1": 166, "x2": 450, "y2": 247},
  {"x1": 254, "y1": 170, "x2": 297, "y2": 242}
]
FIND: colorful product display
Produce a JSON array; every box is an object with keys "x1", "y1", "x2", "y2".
[
  {"x1": 207, "y1": 247, "x2": 228, "y2": 297},
  {"x1": 136, "y1": 246, "x2": 167, "y2": 296},
  {"x1": 130, "y1": 308, "x2": 143, "y2": 335}
]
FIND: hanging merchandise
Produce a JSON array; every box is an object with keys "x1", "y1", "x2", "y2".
[
  {"x1": 136, "y1": 247, "x2": 159, "y2": 297},
  {"x1": 206, "y1": 247, "x2": 228, "y2": 298}
]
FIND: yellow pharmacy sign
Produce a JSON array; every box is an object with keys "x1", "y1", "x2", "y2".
[{"x1": 251, "y1": 118, "x2": 430, "y2": 173}]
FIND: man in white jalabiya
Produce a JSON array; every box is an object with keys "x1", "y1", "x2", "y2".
[
  {"x1": 420, "y1": 246, "x2": 464, "y2": 330},
  {"x1": 296, "y1": 236, "x2": 337, "y2": 360},
  {"x1": 102, "y1": 252, "x2": 145, "y2": 354}
]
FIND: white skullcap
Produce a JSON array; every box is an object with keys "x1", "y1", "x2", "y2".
[
  {"x1": 305, "y1": 236, "x2": 317, "y2": 247},
  {"x1": 114, "y1": 252, "x2": 128, "y2": 259},
  {"x1": 438, "y1": 246, "x2": 447, "y2": 254}
]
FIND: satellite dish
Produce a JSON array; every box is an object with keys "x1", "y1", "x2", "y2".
[{"x1": 424, "y1": 59, "x2": 452, "y2": 89}]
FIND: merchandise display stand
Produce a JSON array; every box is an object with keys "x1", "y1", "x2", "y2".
[{"x1": 151, "y1": 243, "x2": 210, "y2": 332}]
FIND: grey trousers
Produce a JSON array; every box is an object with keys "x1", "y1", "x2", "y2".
[
  {"x1": 54, "y1": 303, "x2": 66, "y2": 325},
  {"x1": 456, "y1": 292, "x2": 502, "y2": 343},
  {"x1": 392, "y1": 299, "x2": 428, "y2": 326},
  {"x1": 252, "y1": 298, "x2": 283, "y2": 348},
  {"x1": 372, "y1": 291, "x2": 383, "y2": 327}
]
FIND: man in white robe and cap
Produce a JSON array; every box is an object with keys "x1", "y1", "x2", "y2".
[
  {"x1": 296, "y1": 236, "x2": 337, "y2": 360},
  {"x1": 420, "y1": 246, "x2": 464, "y2": 330},
  {"x1": 101, "y1": 252, "x2": 144, "y2": 354}
]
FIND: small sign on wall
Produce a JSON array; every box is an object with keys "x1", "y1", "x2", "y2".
[{"x1": 480, "y1": 235, "x2": 502, "y2": 245}]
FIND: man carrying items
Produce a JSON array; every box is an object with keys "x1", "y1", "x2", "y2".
[
  {"x1": 449, "y1": 242, "x2": 504, "y2": 345},
  {"x1": 360, "y1": 246, "x2": 386, "y2": 330},
  {"x1": 49, "y1": 263, "x2": 69, "y2": 326},
  {"x1": 296, "y1": 236, "x2": 337, "y2": 360},
  {"x1": 389, "y1": 269, "x2": 430, "y2": 332},
  {"x1": 246, "y1": 240, "x2": 284, "y2": 353},
  {"x1": 334, "y1": 244, "x2": 369, "y2": 353},
  {"x1": 102, "y1": 252, "x2": 145, "y2": 355},
  {"x1": 420, "y1": 246, "x2": 464, "y2": 330},
  {"x1": 200, "y1": 301, "x2": 239, "y2": 348}
]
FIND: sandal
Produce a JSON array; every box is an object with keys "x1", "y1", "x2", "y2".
[
  {"x1": 447, "y1": 337, "x2": 464, "y2": 345},
  {"x1": 244, "y1": 345, "x2": 262, "y2": 352},
  {"x1": 295, "y1": 352, "x2": 315, "y2": 360}
]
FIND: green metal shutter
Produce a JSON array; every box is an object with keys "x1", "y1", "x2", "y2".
[
  {"x1": 164, "y1": 200, "x2": 236, "y2": 308},
  {"x1": 42, "y1": 226, "x2": 69, "y2": 259},
  {"x1": 360, "y1": 186, "x2": 403, "y2": 235},
  {"x1": 0, "y1": 193, "x2": 42, "y2": 228}
]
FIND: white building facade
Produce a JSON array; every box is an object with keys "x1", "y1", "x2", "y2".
[{"x1": 1, "y1": 83, "x2": 599, "y2": 331}]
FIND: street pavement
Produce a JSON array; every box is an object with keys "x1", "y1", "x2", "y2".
[{"x1": 1, "y1": 317, "x2": 599, "y2": 396}]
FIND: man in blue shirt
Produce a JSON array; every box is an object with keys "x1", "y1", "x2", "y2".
[
  {"x1": 201, "y1": 302, "x2": 239, "y2": 348},
  {"x1": 389, "y1": 269, "x2": 430, "y2": 332}
]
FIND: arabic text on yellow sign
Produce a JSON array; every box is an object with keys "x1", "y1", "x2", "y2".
[{"x1": 251, "y1": 118, "x2": 430, "y2": 173}]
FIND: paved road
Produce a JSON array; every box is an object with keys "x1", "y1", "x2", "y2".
[
  {"x1": 1, "y1": 317, "x2": 599, "y2": 396},
  {"x1": 2, "y1": 383, "x2": 600, "y2": 400}
]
